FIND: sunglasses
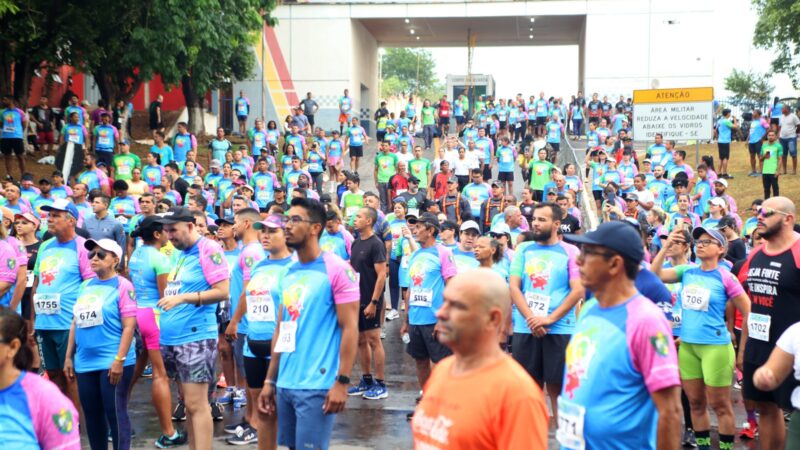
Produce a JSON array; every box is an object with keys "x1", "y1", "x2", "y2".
[
  {"x1": 757, "y1": 207, "x2": 790, "y2": 219},
  {"x1": 89, "y1": 250, "x2": 110, "y2": 260}
]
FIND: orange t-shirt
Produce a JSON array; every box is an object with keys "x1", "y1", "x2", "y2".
[{"x1": 412, "y1": 353, "x2": 549, "y2": 449}]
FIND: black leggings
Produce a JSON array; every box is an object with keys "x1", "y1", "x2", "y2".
[{"x1": 763, "y1": 174, "x2": 779, "y2": 199}]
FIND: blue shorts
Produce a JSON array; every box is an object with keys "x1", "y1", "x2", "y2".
[
  {"x1": 780, "y1": 137, "x2": 797, "y2": 157},
  {"x1": 237, "y1": 115, "x2": 248, "y2": 122},
  {"x1": 277, "y1": 388, "x2": 335, "y2": 449}
]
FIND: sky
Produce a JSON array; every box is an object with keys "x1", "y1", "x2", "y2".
[{"x1": 415, "y1": 0, "x2": 795, "y2": 100}]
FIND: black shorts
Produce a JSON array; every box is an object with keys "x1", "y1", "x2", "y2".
[
  {"x1": 528, "y1": 119, "x2": 537, "y2": 128},
  {"x1": 718, "y1": 142, "x2": 731, "y2": 160},
  {"x1": 406, "y1": 324, "x2": 452, "y2": 363},
  {"x1": 455, "y1": 116, "x2": 466, "y2": 125},
  {"x1": 350, "y1": 145, "x2": 363, "y2": 158},
  {"x1": 95, "y1": 151, "x2": 113, "y2": 169},
  {"x1": 243, "y1": 338, "x2": 271, "y2": 389},
  {"x1": 748, "y1": 142, "x2": 762, "y2": 155},
  {"x1": 499, "y1": 121, "x2": 507, "y2": 130},
  {"x1": 358, "y1": 299, "x2": 382, "y2": 332},
  {"x1": 237, "y1": 115, "x2": 248, "y2": 122},
  {"x1": 0, "y1": 138, "x2": 24, "y2": 156},
  {"x1": 536, "y1": 117, "x2": 546, "y2": 126},
  {"x1": 307, "y1": 115, "x2": 315, "y2": 127},
  {"x1": 482, "y1": 164, "x2": 493, "y2": 181},
  {"x1": 21, "y1": 290, "x2": 32, "y2": 321},
  {"x1": 592, "y1": 190, "x2": 603, "y2": 201},
  {"x1": 439, "y1": 117, "x2": 450, "y2": 126},
  {"x1": 498, "y1": 171, "x2": 514, "y2": 182},
  {"x1": 550, "y1": 143, "x2": 560, "y2": 153},
  {"x1": 743, "y1": 360, "x2": 799, "y2": 410},
  {"x1": 770, "y1": 117, "x2": 780, "y2": 126},
  {"x1": 511, "y1": 333, "x2": 570, "y2": 386},
  {"x1": 376, "y1": 130, "x2": 386, "y2": 142}
]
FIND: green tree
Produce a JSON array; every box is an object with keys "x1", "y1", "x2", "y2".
[
  {"x1": 753, "y1": 0, "x2": 800, "y2": 88},
  {"x1": 381, "y1": 48, "x2": 438, "y2": 98},
  {"x1": 724, "y1": 68, "x2": 773, "y2": 108}
]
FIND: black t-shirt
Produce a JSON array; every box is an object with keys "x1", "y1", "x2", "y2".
[
  {"x1": 559, "y1": 214, "x2": 581, "y2": 235},
  {"x1": 740, "y1": 239, "x2": 800, "y2": 365},
  {"x1": 266, "y1": 200, "x2": 289, "y2": 212},
  {"x1": 22, "y1": 241, "x2": 42, "y2": 300},
  {"x1": 725, "y1": 238, "x2": 747, "y2": 264},
  {"x1": 149, "y1": 101, "x2": 162, "y2": 126},
  {"x1": 350, "y1": 234, "x2": 387, "y2": 304},
  {"x1": 588, "y1": 101, "x2": 601, "y2": 113}
]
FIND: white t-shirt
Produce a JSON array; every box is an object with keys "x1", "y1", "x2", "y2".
[
  {"x1": 453, "y1": 157, "x2": 471, "y2": 176},
  {"x1": 466, "y1": 149, "x2": 481, "y2": 169},
  {"x1": 397, "y1": 151, "x2": 414, "y2": 165},
  {"x1": 776, "y1": 322, "x2": 800, "y2": 409},
  {"x1": 635, "y1": 188, "x2": 655, "y2": 205},
  {"x1": 779, "y1": 113, "x2": 800, "y2": 139}
]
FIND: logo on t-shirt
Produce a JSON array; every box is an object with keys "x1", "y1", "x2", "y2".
[
  {"x1": 525, "y1": 254, "x2": 553, "y2": 289},
  {"x1": 53, "y1": 408, "x2": 74, "y2": 434},
  {"x1": 244, "y1": 256, "x2": 255, "y2": 268},
  {"x1": 345, "y1": 267, "x2": 357, "y2": 283},
  {"x1": 7, "y1": 259, "x2": 14, "y2": 270},
  {"x1": 210, "y1": 252, "x2": 223, "y2": 265},
  {"x1": 564, "y1": 326, "x2": 600, "y2": 399},
  {"x1": 39, "y1": 252, "x2": 64, "y2": 286},
  {"x1": 650, "y1": 331, "x2": 670, "y2": 357}
]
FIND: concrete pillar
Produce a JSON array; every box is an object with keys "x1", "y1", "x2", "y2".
[{"x1": 578, "y1": 16, "x2": 586, "y2": 95}]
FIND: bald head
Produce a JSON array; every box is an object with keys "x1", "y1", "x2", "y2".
[{"x1": 764, "y1": 196, "x2": 796, "y2": 218}]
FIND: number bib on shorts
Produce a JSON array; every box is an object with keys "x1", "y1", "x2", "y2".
[
  {"x1": 409, "y1": 287, "x2": 433, "y2": 308},
  {"x1": 556, "y1": 397, "x2": 587, "y2": 450},
  {"x1": 164, "y1": 281, "x2": 181, "y2": 297},
  {"x1": 74, "y1": 296, "x2": 103, "y2": 328},
  {"x1": 247, "y1": 294, "x2": 276, "y2": 323},
  {"x1": 681, "y1": 285, "x2": 710, "y2": 312},
  {"x1": 748, "y1": 313, "x2": 771, "y2": 342},
  {"x1": 34, "y1": 293, "x2": 61, "y2": 315},
  {"x1": 274, "y1": 321, "x2": 297, "y2": 353},
  {"x1": 525, "y1": 292, "x2": 551, "y2": 317}
]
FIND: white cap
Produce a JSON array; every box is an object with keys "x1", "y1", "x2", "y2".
[
  {"x1": 713, "y1": 178, "x2": 728, "y2": 187},
  {"x1": 708, "y1": 197, "x2": 727, "y2": 208},
  {"x1": 459, "y1": 220, "x2": 481, "y2": 233},
  {"x1": 84, "y1": 238, "x2": 123, "y2": 259}
]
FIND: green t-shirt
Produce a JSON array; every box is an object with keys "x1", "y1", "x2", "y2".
[
  {"x1": 341, "y1": 191, "x2": 365, "y2": 220},
  {"x1": 421, "y1": 107, "x2": 436, "y2": 126},
  {"x1": 375, "y1": 152, "x2": 399, "y2": 183},
  {"x1": 408, "y1": 158, "x2": 432, "y2": 187},
  {"x1": 529, "y1": 160, "x2": 555, "y2": 190},
  {"x1": 112, "y1": 153, "x2": 142, "y2": 181},
  {"x1": 761, "y1": 142, "x2": 783, "y2": 175}
]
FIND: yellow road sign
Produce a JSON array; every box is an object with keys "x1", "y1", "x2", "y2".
[{"x1": 633, "y1": 87, "x2": 714, "y2": 104}]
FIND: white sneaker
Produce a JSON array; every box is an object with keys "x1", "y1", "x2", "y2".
[{"x1": 385, "y1": 309, "x2": 400, "y2": 321}]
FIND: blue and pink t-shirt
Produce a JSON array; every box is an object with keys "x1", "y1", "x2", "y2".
[
  {"x1": 452, "y1": 247, "x2": 479, "y2": 274},
  {"x1": 510, "y1": 241, "x2": 580, "y2": 335},
  {"x1": 129, "y1": 245, "x2": 171, "y2": 309},
  {"x1": 250, "y1": 172, "x2": 280, "y2": 208},
  {"x1": 557, "y1": 294, "x2": 680, "y2": 450},
  {"x1": 77, "y1": 168, "x2": 110, "y2": 193},
  {"x1": 244, "y1": 255, "x2": 294, "y2": 357},
  {"x1": 401, "y1": 245, "x2": 458, "y2": 326},
  {"x1": 160, "y1": 237, "x2": 229, "y2": 345},
  {"x1": 230, "y1": 241, "x2": 267, "y2": 336},
  {"x1": 275, "y1": 252, "x2": 359, "y2": 390},
  {"x1": 673, "y1": 265, "x2": 744, "y2": 345},
  {"x1": 320, "y1": 228, "x2": 354, "y2": 262},
  {"x1": 1, "y1": 107, "x2": 26, "y2": 139},
  {"x1": 34, "y1": 236, "x2": 95, "y2": 331},
  {"x1": 0, "y1": 238, "x2": 24, "y2": 308},
  {"x1": 93, "y1": 124, "x2": 119, "y2": 152},
  {"x1": 73, "y1": 276, "x2": 137, "y2": 372},
  {"x1": 0, "y1": 371, "x2": 81, "y2": 450},
  {"x1": 172, "y1": 133, "x2": 197, "y2": 163}
]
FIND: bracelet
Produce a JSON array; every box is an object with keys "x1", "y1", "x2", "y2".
[
  {"x1": 265, "y1": 379, "x2": 276, "y2": 386},
  {"x1": 196, "y1": 292, "x2": 202, "y2": 307},
  {"x1": 114, "y1": 355, "x2": 126, "y2": 362}
]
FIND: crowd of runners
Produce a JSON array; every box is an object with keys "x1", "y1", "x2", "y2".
[{"x1": 0, "y1": 88, "x2": 799, "y2": 450}]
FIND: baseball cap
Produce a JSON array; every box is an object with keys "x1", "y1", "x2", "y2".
[
  {"x1": 448, "y1": 176, "x2": 458, "y2": 184},
  {"x1": 546, "y1": 188, "x2": 558, "y2": 196},
  {"x1": 564, "y1": 221, "x2": 645, "y2": 263},
  {"x1": 642, "y1": 159, "x2": 652, "y2": 164},
  {"x1": 20, "y1": 173, "x2": 33, "y2": 181},
  {"x1": 672, "y1": 178, "x2": 688, "y2": 189},
  {"x1": 490, "y1": 180, "x2": 503, "y2": 188},
  {"x1": 14, "y1": 212, "x2": 40, "y2": 228},
  {"x1": 84, "y1": 238, "x2": 123, "y2": 259},
  {"x1": 713, "y1": 178, "x2": 728, "y2": 187},
  {"x1": 253, "y1": 214, "x2": 287, "y2": 230},
  {"x1": 130, "y1": 215, "x2": 162, "y2": 238},
  {"x1": 156, "y1": 206, "x2": 196, "y2": 224},
  {"x1": 38, "y1": 177, "x2": 51, "y2": 185},
  {"x1": 440, "y1": 220, "x2": 457, "y2": 231},
  {"x1": 406, "y1": 212, "x2": 439, "y2": 231},
  {"x1": 215, "y1": 216, "x2": 235, "y2": 226},
  {"x1": 320, "y1": 193, "x2": 332, "y2": 204},
  {"x1": 708, "y1": 197, "x2": 726, "y2": 208},
  {"x1": 274, "y1": 185, "x2": 286, "y2": 193},
  {"x1": 624, "y1": 192, "x2": 639, "y2": 202},
  {"x1": 459, "y1": 220, "x2": 481, "y2": 234},
  {"x1": 692, "y1": 226, "x2": 728, "y2": 248},
  {"x1": 210, "y1": 159, "x2": 222, "y2": 169},
  {"x1": 41, "y1": 198, "x2": 80, "y2": 219},
  {"x1": 489, "y1": 222, "x2": 511, "y2": 237},
  {"x1": 408, "y1": 176, "x2": 420, "y2": 184}
]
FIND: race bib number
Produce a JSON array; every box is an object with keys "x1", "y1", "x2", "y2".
[
  {"x1": 256, "y1": 190, "x2": 270, "y2": 202},
  {"x1": 247, "y1": 294, "x2": 276, "y2": 323},
  {"x1": 525, "y1": 292, "x2": 551, "y2": 317},
  {"x1": 409, "y1": 287, "x2": 433, "y2": 308},
  {"x1": 274, "y1": 321, "x2": 297, "y2": 353},
  {"x1": 164, "y1": 281, "x2": 182, "y2": 297},
  {"x1": 74, "y1": 296, "x2": 103, "y2": 328},
  {"x1": 26, "y1": 270, "x2": 34, "y2": 288},
  {"x1": 672, "y1": 309, "x2": 682, "y2": 328},
  {"x1": 556, "y1": 397, "x2": 586, "y2": 450},
  {"x1": 238, "y1": 104, "x2": 247, "y2": 114},
  {"x1": 748, "y1": 313, "x2": 771, "y2": 342},
  {"x1": 681, "y1": 285, "x2": 710, "y2": 312},
  {"x1": 117, "y1": 165, "x2": 131, "y2": 177},
  {"x1": 501, "y1": 153, "x2": 512, "y2": 163},
  {"x1": 308, "y1": 163, "x2": 320, "y2": 172},
  {"x1": 98, "y1": 136, "x2": 111, "y2": 146},
  {"x1": 116, "y1": 215, "x2": 128, "y2": 226},
  {"x1": 67, "y1": 133, "x2": 80, "y2": 143},
  {"x1": 34, "y1": 293, "x2": 61, "y2": 315},
  {"x1": 345, "y1": 206, "x2": 359, "y2": 218},
  {"x1": 3, "y1": 122, "x2": 14, "y2": 133}
]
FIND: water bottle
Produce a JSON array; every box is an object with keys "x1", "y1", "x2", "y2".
[{"x1": 402, "y1": 333, "x2": 410, "y2": 345}]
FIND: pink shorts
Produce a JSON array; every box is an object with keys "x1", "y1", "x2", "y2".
[
  {"x1": 328, "y1": 156, "x2": 341, "y2": 168},
  {"x1": 136, "y1": 307, "x2": 161, "y2": 350}
]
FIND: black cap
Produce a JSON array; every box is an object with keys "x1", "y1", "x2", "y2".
[
  {"x1": 274, "y1": 185, "x2": 285, "y2": 192},
  {"x1": 155, "y1": 206, "x2": 196, "y2": 224},
  {"x1": 320, "y1": 193, "x2": 332, "y2": 203},
  {"x1": 564, "y1": 221, "x2": 645, "y2": 263},
  {"x1": 215, "y1": 216, "x2": 235, "y2": 226},
  {"x1": 131, "y1": 215, "x2": 163, "y2": 238},
  {"x1": 408, "y1": 176, "x2": 420, "y2": 184},
  {"x1": 448, "y1": 176, "x2": 458, "y2": 184},
  {"x1": 21, "y1": 173, "x2": 33, "y2": 181},
  {"x1": 406, "y1": 212, "x2": 440, "y2": 231},
  {"x1": 671, "y1": 178, "x2": 688, "y2": 189},
  {"x1": 38, "y1": 178, "x2": 51, "y2": 185}
]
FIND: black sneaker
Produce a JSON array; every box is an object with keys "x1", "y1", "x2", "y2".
[
  {"x1": 155, "y1": 430, "x2": 188, "y2": 448},
  {"x1": 171, "y1": 401, "x2": 186, "y2": 421},
  {"x1": 224, "y1": 421, "x2": 248, "y2": 434},
  {"x1": 210, "y1": 402, "x2": 224, "y2": 421},
  {"x1": 225, "y1": 424, "x2": 258, "y2": 446}
]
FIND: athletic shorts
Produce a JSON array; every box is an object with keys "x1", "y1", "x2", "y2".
[
  {"x1": 37, "y1": 131, "x2": 55, "y2": 145},
  {"x1": 243, "y1": 337, "x2": 271, "y2": 389},
  {"x1": 328, "y1": 156, "x2": 341, "y2": 167},
  {"x1": 136, "y1": 307, "x2": 161, "y2": 351},
  {"x1": 339, "y1": 113, "x2": 350, "y2": 124},
  {"x1": 406, "y1": 324, "x2": 452, "y2": 363},
  {"x1": 307, "y1": 115, "x2": 315, "y2": 127},
  {"x1": 36, "y1": 329, "x2": 70, "y2": 371},
  {"x1": 536, "y1": 117, "x2": 547, "y2": 126},
  {"x1": 528, "y1": 119, "x2": 537, "y2": 128},
  {"x1": 678, "y1": 342, "x2": 734, "y2": 387},
  {"x1": 743, "y1": 360, "x2": 799, "y2": 410},
  {"x1": 349, "y1": 145, "x2": 363, "y2": 158},
  {"x1": 717, "y1": 142, "x2": 731, "y2": 161},
  {"x1": 748, "y1": 142, "x2": 763, "y2": 155},
  {"x1": 592, "y1": 190, "x2": 603, "y2": 201},
  {"x1": 95, "y1": 151, "x2": 113, "y2": 169},
  {"x1": 498, "y1": 171, "x2": 514, "y2": 182},
  {"x1": 0, "y1": 138, "x2": 25, "y2": 156},
  {"x1": 237, "y1": 115, "x2": 248, "y2": 122},
  {"x1": 277, "y1": 388, "x2": 334, "y2": 449},
  {"x1": 161, "y1": 339, "x2": 218, "y2": 384},
  {"x1": 358, "y1": 299, "x2": 383, "y2": 332},
  {"x1": 498, "y1": 121, "x2": 507, "y2": 130},
  {"x1": 439, "y1": 117, "x2": 450, "y2": 126},
  {"x1": 455, "y1": 116, "x2": 466, "y2": 125},
  {"x1": 511, "y1": 333, "x2": 570, "y2": 386},
  {"x1": 482, "y1": 164, "x2": 493, "y2": 181},
  {"x1": 550, "y1": 143, "x2": 560, "y2": 153},
  {"x1": 770, "y1": 118, "x2": 780, "y2": 126}
]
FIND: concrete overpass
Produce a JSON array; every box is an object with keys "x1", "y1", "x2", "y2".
[{"x1": 233, "y1": 0, "x2": 716, "y2": 133}]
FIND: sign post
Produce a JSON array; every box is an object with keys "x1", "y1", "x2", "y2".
[{"x1": 633, "y1": 87, "x2": 714, "y2": 167}]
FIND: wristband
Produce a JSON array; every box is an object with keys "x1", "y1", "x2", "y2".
[
  {"x1": 265, "y1": 379, "x2": 276, "y2": 386},
  {"x1": 114, "y1": 355, "x2": 126, "y2": 362}
]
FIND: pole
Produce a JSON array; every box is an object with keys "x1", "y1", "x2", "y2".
[
  {"x1": 261, "y1": 25, "x2": 266, "y2": 121},
  {"x1": 695, "y1": 141, "x2": 699, "y2": 168}
]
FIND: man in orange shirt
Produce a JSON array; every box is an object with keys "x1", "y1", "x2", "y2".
[{"x1": 412, "y1": 268, "x2": 549, "y2": 449}]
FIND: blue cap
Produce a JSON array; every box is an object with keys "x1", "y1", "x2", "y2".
[
  {"x1": 692, "y1": 226, "x2": 728, "y2": 248},
  {"x1": 40, "y1": 198, "x2": 80, "y2": 220},
  {"x1": 564, "y1": 221, "x2": 645, "y2": 263}
]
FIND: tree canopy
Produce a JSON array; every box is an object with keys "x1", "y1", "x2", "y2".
[
  {"x1": 752, "y1": 0, "x2": 800, "y2": 88},
  {"x1": 381, "y1": 48, "x2": 444, "y2": 100},
  {"x1": 723, "y1": 68, "x2": 773, "y2": 109}
]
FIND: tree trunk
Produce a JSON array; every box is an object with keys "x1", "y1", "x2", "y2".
[
  {"x1": 93, "y1": 69, "x2": 142, "y2": 107},
  {"x1": 181, "y1": 74, "x2": 205, "y2": 135},
  {"x1": 12, "y1": 57, "x2": 35, "y2": 108}
]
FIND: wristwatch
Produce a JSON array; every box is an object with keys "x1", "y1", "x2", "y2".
[
  {"x1": 336, "y1": 374, "x2": 350, "y2": 385},
  {"x1": 370, "y1": 299, "x2": 379, "y2": 305}
]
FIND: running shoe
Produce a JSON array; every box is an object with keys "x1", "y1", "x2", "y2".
[
  {"x1": 347, "y1": 376, "x2": 372, "y2": 396},
  {"x1": 210, "y1": 402, "x2": 225, "y2": 421},
  {"x1": 739, "y1": 420, "x2": 757, "y2": 440},
  {"x1": 171, "y1": 401, "x2": 186, "y2": 421},
  {"x1": 226, "y1": 425, "x2": 258, "y2": 446},
  {"x1": 233, "y1": 388, "x2": 247, "y2": 408},
  {"x1": 224, "y1": 421, "x2": 248, "y2": 434},
  {"x1": 155, "y1": 430, "x2": 188, "y2": 448},
  {"x1": 363, "y1": 383, "x2": 388, "y2": 400},
  {"x1": 217, "y1": 387, "x2": 235, "y2": 405},
  {"x1": 142, "y1": 364, "x2": 153, "y2": 378},
  {"x1": 682, "y1": 428, "x2": 697, "y2": 448},
  {"x1": 380, "y1": 329, "x2": 386, "y2": 340},
  {"x1": 385, "y1": 309, "x2": 400, "y2": 321}
]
